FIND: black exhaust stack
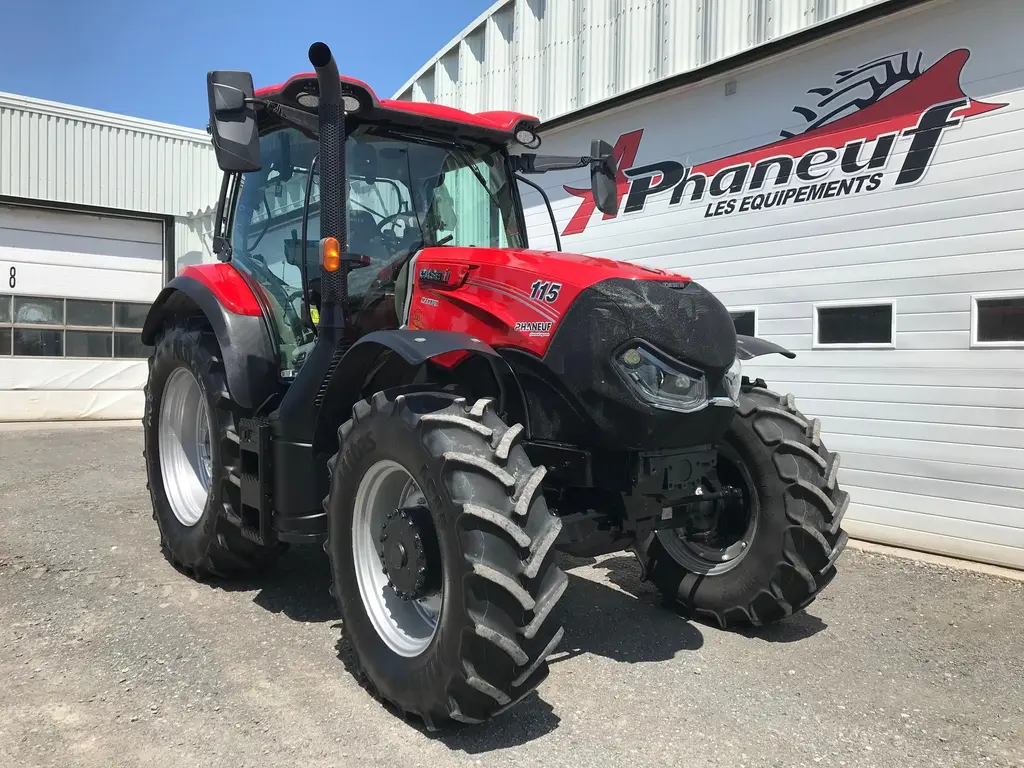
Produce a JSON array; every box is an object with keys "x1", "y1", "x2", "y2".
[
  {"x1": 269, "y1": 42, "x2": 351, "y2": 536},
  {"x1": 308, "y1": 42, "x2": 347, "y2": 339}
]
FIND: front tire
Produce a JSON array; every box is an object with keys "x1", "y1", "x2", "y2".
[
  {"x1": 143, "y1": 319, "x2": 284, "y2": 579},
  {"x1": 325, "y1": 390, "x2": 566, "y2": 729},
  {"x1": 634, "y1": 381, "x2": 849, "y2": 629}
]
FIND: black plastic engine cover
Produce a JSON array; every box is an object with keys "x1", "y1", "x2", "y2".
[{"x1": 540, "y1": 278, "x2": 737, "y2": 450}]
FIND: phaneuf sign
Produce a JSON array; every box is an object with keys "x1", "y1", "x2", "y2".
[{"x1": 562, "y1": 49, "x2": 1005, "y2": 234}]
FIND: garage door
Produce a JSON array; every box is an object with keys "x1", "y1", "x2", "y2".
[{"x1": 0, "y1": 203, "x2": 164, "y2": 421}]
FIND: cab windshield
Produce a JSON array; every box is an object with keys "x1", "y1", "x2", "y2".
[{"x1": 230, "y1": 125, "x2": 526, "y2": 372}]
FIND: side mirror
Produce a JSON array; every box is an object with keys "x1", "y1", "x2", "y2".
[
  {"x1": 206, "y1": 70, "x2": 261, "y2": 173},
  {"x1": 590, "y1": 139, "x2": 618, "y2": 217}
]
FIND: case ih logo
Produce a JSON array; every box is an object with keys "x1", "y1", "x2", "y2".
[
  {"x1": 563, "y1": 49, "x2": 1005, "y2": 235},
  {"x1": 419, "y1": 267, "x2": 452, "y2": 284}
]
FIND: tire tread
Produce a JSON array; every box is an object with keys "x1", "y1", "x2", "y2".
[
  {"x1": 144, "y1": 320, "x2": 283, "y2": 580},
  {"x1": 637, "y1": 380, "x2": 847, "y2": 630},
  {"x1": 324, "y1": 391, "x2": 566, "y2": 728}
]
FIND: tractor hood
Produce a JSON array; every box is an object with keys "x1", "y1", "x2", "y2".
[
  {"x1": 412, "y1": 246, "x2": 734, "y2": 372},
  {"x1": 410, "y1": 245, "x2": 739, "y2": 450},
  {"x1": 415, "y1": 245, "x2": 688, "y2": 290}
]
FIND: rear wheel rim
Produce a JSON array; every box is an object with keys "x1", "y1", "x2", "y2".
[
  {"x1": 158, "y1": 367, "x2": 213, "y2": 528},
  {"x1": 352, "y1": 460, "x2": 442, "y2": 657},
  {"x1": 657, "y1": 444, "x2": 759, "y2": 576}
]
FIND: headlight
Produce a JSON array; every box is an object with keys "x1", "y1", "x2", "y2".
[
  {"x1": 724, "y1": 357, "x2": 742, "y2": 402},
  {"x1": 615, "y1": 345, "x2": 708, "y2": 413}
]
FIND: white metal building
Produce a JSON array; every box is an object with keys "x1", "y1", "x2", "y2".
[
  {"x1": 398, "y1": 0, "x2": 1024, "y2": 570},
  {"x1": 0, "y1": 92, "x2": 220, "y2": 421}
]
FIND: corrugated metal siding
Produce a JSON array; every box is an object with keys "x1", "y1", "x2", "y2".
[
  {"x1": 461, "y1": 26, "x2": 488, "y2": 114},
  {"x1": 0, "y1": 92, "x2": 220, "y2": 218},
  {"x1": 174, "y1": 211, "x2": 218, "y2": 273},
  {"x1": 396, "y1": 0, "x2": 894, "y2": 120},
  {"x1": 0, "y1": 92, "x2": 222, "y2": 273},
  {"x1": 487, "y1": 4, "x2": 518, "y2": 108}
]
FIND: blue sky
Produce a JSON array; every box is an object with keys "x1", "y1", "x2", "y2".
[{"x1": 0, "y1": 0, "x2": 492, "y2": 129}]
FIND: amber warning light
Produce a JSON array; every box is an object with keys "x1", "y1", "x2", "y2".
[{"x1": 320, "y1": 237, "x2": 341, "y2": 273}]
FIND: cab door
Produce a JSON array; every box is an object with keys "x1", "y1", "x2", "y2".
[{"x1": 227, "y1": 127, "x2": 321, "y2": 376}]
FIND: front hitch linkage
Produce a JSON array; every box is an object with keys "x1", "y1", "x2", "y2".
[{"x1": 651, "y1": 486, "x2": 744, "y2": 531}]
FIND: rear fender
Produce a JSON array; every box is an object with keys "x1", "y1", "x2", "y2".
[
  {"x1": 141, "y1": 268, "x2": 280, "y2": 412},
  {"x1": 312, "y1": 330, "x2": 528, "y2": 455},
  {"x1": 736, "y1": 335, "x2": 796, "y2": 361}
]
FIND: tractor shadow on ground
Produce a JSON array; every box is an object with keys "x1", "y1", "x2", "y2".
[
  {"x1": 433, "y1": 554, "x2": 709, "y2": 753},
  {"x1": 585, "y1": 553, "x2": 829, "y2": 644},
  {"x1": 212, "y1": 548, "x2": 341, "y2": 624},
  {"x1": 553, "y1": 553, "x2": 705, "y2": 664},
  {"x1": 336, "y1": 629, "x2": 563, "y2": 754},
  {"x1": 738, "y1": 611, "x2": 828, "y2": 643},
  {"x1": 211, "y1": 547, "x2": 819, "y2": 751}
]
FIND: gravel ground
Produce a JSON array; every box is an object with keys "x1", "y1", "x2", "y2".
[{"x1": 0, "y1": 425, "x2": 1021, "y2": 768}]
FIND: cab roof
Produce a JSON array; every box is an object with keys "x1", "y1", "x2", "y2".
[{"x1": 255, "y1": 73, "x2": 538, "y2": 144}]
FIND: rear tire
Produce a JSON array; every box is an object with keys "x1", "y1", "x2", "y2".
[
  {"x1": 143, "y1": 319, "x2": 284, "y2": 579},
  {"x1": 634, "y1": 381, "x2": 849, "y2": 629},
  {"x1": 325, "y1": 390, "x2": 566, "y2": 729}
]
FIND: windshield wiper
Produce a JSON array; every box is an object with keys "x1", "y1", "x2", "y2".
[{"x1": 411, "y1": 231, "x2": 454, "y2": 251}]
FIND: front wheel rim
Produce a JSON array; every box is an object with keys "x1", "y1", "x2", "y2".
[
  {"x1": 352, "y1": 460, "x2": 442, "y2": 657},
  {"x1": 158, "y1": 367, "x2": 214, "y2": 527},
  {"x1": 656, "y1": 444, "x2": 759, "y2": 576}
]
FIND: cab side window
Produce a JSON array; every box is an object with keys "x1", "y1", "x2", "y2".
[
  {"x1": 434, "y1": 153, "x2": 514, "y2": 248},
  {"x1": 230, "y1": 127, "x2": 319, "y2": 374}
]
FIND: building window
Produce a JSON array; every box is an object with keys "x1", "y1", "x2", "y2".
[
  {"x1": 14, "y1": 296, "x2": 63, "y2": 325},
  {"x1": 972, "y1": 293, "x2": 1024, "y2": 347},
  {"x1": 0, "y1": 294, "x2": 151, "y2": 359},
  {"x1": 115, "y1": 302, "x2": 150, "y2": 329},
  {"x1": 14, "y1": 327, "x2": 63, "y2": 356},
  {"x1": 728, "y1": 308, "x2": 757, "y2": 337},
  {"x1": 114, "y1": 331, "x2": 150, "y2": 359},
  {"x1": 66, "y1": 330, "x2": 115, "y2": 358},
  {"x1": 67, "y1": 299, "x2": 113, "y2": 328},
  {"x1": 814, "y1": 301, "x2": 895, "y2": 347}
]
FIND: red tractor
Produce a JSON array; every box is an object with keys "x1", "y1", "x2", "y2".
[{"x1": 142, "y1": 42, "x2": 849, "y2": 729}]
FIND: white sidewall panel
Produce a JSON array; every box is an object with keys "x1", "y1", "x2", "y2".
[{"x1": 525, "y1": 0, "x2": 1024, "y2": 568}]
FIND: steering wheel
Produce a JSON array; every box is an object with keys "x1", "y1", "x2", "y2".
[{"x1": 376, "y1": 211, "x2": 417, "y2": 241}]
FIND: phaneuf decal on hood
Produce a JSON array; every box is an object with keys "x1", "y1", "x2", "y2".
[{"x1": 562, "y1": 49, "x2": 1006, "y2": 234}]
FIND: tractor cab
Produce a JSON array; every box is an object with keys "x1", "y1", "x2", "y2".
[{"x1": 206, "y1": 67, "x2": 616, "y2": 378}]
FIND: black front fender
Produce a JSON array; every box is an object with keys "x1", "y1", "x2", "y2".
[
  {"x1": 140, "y1": 275, "x2": 279, "y2": 411},
  {"x1": 312, "y1": 330, "x2": 528, "y2": 455},
  {"x1": 736, "y1": 335, "x2": 796, "y2": 361},
  {"x1": 351, "y1": 329, "x2": 502, "y2": 366}
]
